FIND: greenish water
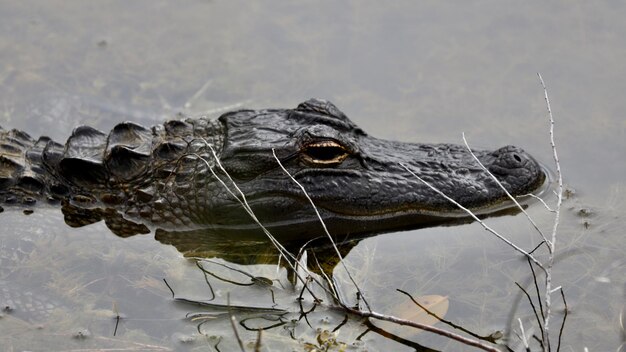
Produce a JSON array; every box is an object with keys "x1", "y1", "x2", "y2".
[{"x1": 1, "y1": 1, "x2": 624, "y2": 351}]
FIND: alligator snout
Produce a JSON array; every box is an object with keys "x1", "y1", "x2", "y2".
[
  {"x1": 486, "y1": 145, "x2": 544, "y2": 195},
  {"x1": 491, "y1": 145, "x2": 534, "y2": 168}
]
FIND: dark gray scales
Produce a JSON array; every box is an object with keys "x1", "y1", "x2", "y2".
[{"x1": 0, "y1": 99, "x2": 545, "y2": 239}]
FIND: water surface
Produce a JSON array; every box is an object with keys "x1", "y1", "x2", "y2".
[{"x1": 0, "y1": 1, "x2": 624, "y2": 351}]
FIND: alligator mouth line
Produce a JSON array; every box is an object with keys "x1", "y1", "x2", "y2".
[{"x1": 229, "y1": 165, "x2": 550, "y2": 228}]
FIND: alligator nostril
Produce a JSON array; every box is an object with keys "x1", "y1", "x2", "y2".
[{"x1": 513, "y1": 154, "x2": 522, "y2": 163}]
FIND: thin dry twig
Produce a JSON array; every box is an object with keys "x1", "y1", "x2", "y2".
[
  {"x1": 254, "y1": 329, "x2": 263, "y2": 352},
  {"x1": 556, "y1": 287, "x2": 567, "y2": 352},
  {"x1": 186, "y1": 102, "x2": 565, "y2": 351},
  {"x1": 527, "y1": 258, "x2": 546, "y2": 325},
  {"x1": 196, "y1": 144, "x2": 295, "y2": 266},
  {"x1": 400, "y1": 164, "x2": 545, "y2": 272},
  {"x1": 523, "y1": 193, "x2": 556, "y2": 213},
  {"x1": 195, "y1": 142, "x2": 332, "y2": 301},
  {"x1": 272, "y1": 148, "x2": 372, "y2": 312},
  {"x1": 344, "y1": 307, "x2": 500, "y2": 352},
  {"x1": 398, "y1": 74, "x2": 564, "y2": 351},
  {"x1": 196, "y1": 143, "x2": 501, "y2": 351},
  {"x1": 397, "y1": 289, "x2": 500, "y2": 343},
  {"x1": 461, "y1": 132, "x2": 550, "y2": 246},
  {"x1": 538, "y1": 72, "x2": 564, "y2": 350},
  {"x1": 183, "y1": 79, "x2": 212, "y2": 109},
  {"x1": 518, "y1": 318, "x2": 531, "y2": 352},
  {"x1": 227, "y1": 293, "x2": 246, "y2": 352},
  {"x1": 515, "y1": 281, "x2": 544, "y2": 345}
]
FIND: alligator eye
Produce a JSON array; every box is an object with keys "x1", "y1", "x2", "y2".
[{"x1": 302, "y1": 141, "x2": 349, "y2": 165}]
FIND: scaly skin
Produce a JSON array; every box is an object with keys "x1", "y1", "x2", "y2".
[{"x1": 0, "y1": 99, "x2": 545, "y2": 239}]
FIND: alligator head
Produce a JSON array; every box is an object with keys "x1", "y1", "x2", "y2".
[{"x1": 182, "y1": 99, "x2": 546, "y2": 239}]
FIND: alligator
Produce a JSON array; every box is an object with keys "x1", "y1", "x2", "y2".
[{"x1": 0, "y1": 98, "x2": 546, "y2": 240}]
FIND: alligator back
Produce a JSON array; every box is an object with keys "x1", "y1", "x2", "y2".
[
  {"x1": 0, "y1": 126, "x2": 59, "y2": 205},
  {"x1": 0, "y1": 118, "x2": 224, "y2": 236}
]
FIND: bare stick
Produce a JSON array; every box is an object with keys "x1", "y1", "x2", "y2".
[
  {"x1": 195, "y1": 142, "x2": 342, "y2": 303},
  {"x1": 272, "y1": 148, "x2": 372, "y2": 312},
  {"x1": 195, "y1": 142, "x2": 326, "y2": 296},
  {"x1": 518, "y1": 318, "x2": 531, "y2": 352},
  {"x1": 461, "y1": 132, "x2": 550, "y2": 246},
  {"x1": 527, "y1": 258, "x2": 545, "y2": 324},
  {"x1": 397, "y1": 289, "x2": 498, "y2": 342},
  {"x1": 523, "y1": 193, "x2": 556, "y2": 213},
  {"x1": 515, "y1": 281, "x2": 544, "y2": 344},
  {"x1": 311, "y1": 251, "x2": 341, "y2": 303},
  {"x1": 254, "y1": 329, "x2": 263, "y2": 352},
  {"x1": 344, "y1": 307, "x2": 501, "y2": 352},
  {"x1": 538, "y1": 72, "x2": 564, "y2": 349},
  {"x1": 183, "y1": 79, "x2": 212, "y2": 109},
  {"x1": 556, "y1": 287, "x2": 567, "y2": 352},
  {"x1": 540, "y1": 71, "x2": 564, "y2": 256},
  {"x1": 227, "y1": 293, "x2": 246, "y2": 352},
  {"x1": 193, "y1": 132, "x2": 509, "y2": 351},
  {"x1": 400, "y1": 164, "x2": 545, "y2": 271}
]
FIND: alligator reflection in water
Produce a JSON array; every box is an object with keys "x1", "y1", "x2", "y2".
[{"x1": 153, "y1": 204, "x2": 526, "y2": 270}]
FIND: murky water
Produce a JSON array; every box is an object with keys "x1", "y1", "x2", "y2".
[{"x1": 1, "y1": 1, "x2": 624, "y2": 351}]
